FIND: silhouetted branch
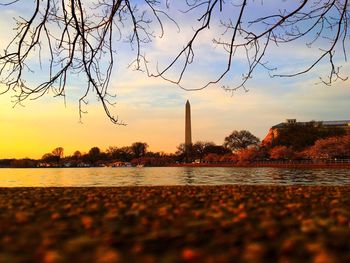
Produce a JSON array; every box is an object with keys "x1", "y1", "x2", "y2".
[{"x1": 0, "y1": 0, "x2": 349, "y2": 122}]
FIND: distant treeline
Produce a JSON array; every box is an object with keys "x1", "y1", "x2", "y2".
[
  {"x1": 2, "y1": 127, "x2": 350, "y2": 168},
  {"x1": 0, "y1": 158, "x2": 38, "y2": 168}
]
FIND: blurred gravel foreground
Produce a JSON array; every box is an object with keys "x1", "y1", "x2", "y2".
[{"x1": 1, "y1": 185, "x2": 350, "y2": 263}]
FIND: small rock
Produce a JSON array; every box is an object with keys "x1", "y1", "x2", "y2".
[
  {"x1": 95, "y1": 247, "x2": 120, "y2": 263},
  {"x1": 15, "y1": 211, "x2": 30, "y2": 223},
  {"x1": 42, "y1": 250, "x2": 62, "y2": 263},
  {"x1": 81, "y1": 216, "x2": 93, "y2": 229},
  {"x1": 181, "y1": 248, "x2": 202, "y2": 261},
  {"x1": 51, "y1": 212, "x2": 60, "y2": 220}
]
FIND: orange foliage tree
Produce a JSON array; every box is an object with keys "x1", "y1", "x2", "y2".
[
  {"x1": 236, "y1": 148, "x2": 261, "y2": 164},
  {"x1": 204, "y1": 153, "x2": 221, "y2": 164},
  {"x1": 306, "y1": 135, "x2": 350, "y2": 159},
  {"x1": 269, "y1": 146, "x2": 295, "y2": 160}
]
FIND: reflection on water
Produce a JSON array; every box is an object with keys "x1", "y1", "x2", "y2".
[{"x1": 0, "y1": 167, "x2": 350, "y2": 187}]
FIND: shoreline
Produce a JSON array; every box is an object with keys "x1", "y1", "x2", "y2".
[
  {"x1": 2, "y1": 163, "x2": 350, "y2": 169},
  {"x1": 1, "y1": 185, "x2": 350, "y2": 262},
  {"x1": 170, "y1": 163, "x2": 350, "y2": 169}
]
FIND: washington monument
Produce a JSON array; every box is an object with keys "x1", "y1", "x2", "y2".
[{"x1": 185, "y1": 100, "x2": 192, "y2": 146}]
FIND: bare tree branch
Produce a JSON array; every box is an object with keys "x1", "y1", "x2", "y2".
[{"x1": 0, "y1": 0, "x2": 349, "y2": 123}]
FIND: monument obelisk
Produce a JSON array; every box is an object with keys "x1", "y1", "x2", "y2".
[
  {"x1": 185, "y1": 100, "x2": 192, "y2": 146},
  {"x1": 185, "y1": 100, "x2": 192, "y2": 162}
]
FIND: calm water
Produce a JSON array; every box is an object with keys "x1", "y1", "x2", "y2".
[{"x1": 0, "y1": 167, "x2": 350, "y2": 187}]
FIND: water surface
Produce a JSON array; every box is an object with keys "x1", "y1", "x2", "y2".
[{"x1": 1, "y1": 167, "x2": 350, "y2": 187}]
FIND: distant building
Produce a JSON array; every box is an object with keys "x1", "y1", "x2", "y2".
[{"x1": 262, "y1": 119, "x2": 350, "y2": 146}]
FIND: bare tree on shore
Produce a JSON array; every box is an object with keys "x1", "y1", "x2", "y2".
[
  {"x1": 0, "y1": 0, "x2": 348, "y2": 123},
  {"x1": 224, "y1": 130, "x2": 260, "y2": 152}
]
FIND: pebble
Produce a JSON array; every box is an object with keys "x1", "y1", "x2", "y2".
[{"x1": 0, "y1": 186, "x2": 350, "y2": 262}]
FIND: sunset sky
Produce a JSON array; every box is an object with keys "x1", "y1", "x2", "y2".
[{"x1": 1, "y1": 1, "x2": 349, "y2": 159}]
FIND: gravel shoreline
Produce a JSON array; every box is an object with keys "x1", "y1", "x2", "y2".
[{"x1": 1, "y1": 185, "x2": 350, "y2": 262}]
